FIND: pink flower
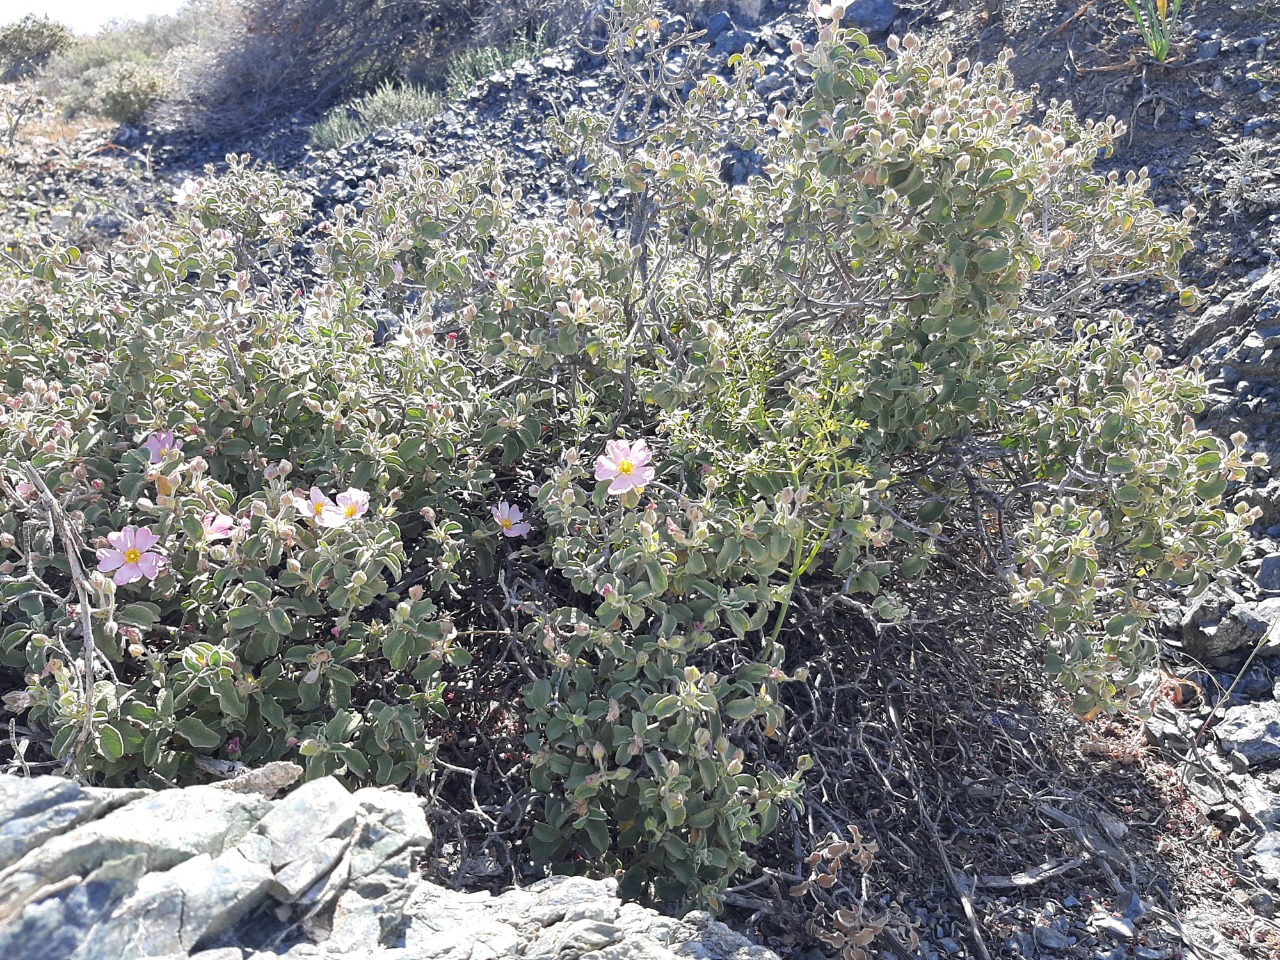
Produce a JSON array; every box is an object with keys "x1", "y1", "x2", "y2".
[
  {"x1": 294, "y1": 487, "x2": 337, "y2": 523},
  {"x1": 594, "y1": 438, "x2": 655, "y2": 495},
  {"x1": 391, "y1": 261, "x2": 404, "y2": 283},
  {"x1": 201, "y1": 513, "x2": 237, "y2": 541},
  {"x1": 329, "y1": 488, "x2": 370, "y2": 526},
  {"x1": 492, "y1": 502, "x2": 531, "y2": 538},
  {"x1": 14, "y1": 481, "x2": 35, "y2": 501},
  {"x1": 142, "y1": 431, "x2": 182, "y2": 463},
  {"x1": 97, "y1": 526, "x2": 165, "y2": 585}
]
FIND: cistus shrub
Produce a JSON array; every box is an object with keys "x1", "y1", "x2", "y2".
[
  {"x1": 0, "y1": 15, "x2": 72, "y2": 81},
  {"x1": 0, "y1": 1, "x2": 1261, "y2": 905}
]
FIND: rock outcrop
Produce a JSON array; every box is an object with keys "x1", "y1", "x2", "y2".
[{"x1": 0, "y1": 771, "x2": 776, "y2": 960}]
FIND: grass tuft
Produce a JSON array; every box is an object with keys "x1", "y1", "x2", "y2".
[{"x1": 311, "y1": 80, "x2": 443, "y2": 149}]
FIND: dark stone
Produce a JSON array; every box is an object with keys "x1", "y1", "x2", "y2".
[
  {"x1": 843, "y1": 0, "x2": 898, "y2": 33},
  {"x1": 714, "y1": 29, "x2": 752, "y2": 56},
  {"x1": 705, "y1": 12, "x2": 732, "y2": 40}
]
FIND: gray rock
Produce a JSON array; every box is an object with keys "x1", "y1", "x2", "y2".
[
  {"x1": 1258, "y1": 554, "x2": 1280, "y2": 591},
  {"x1": 0, "y1": 776, "x2": 147, "y2": 872},
  {"x1": 1215, "y1": 701, "x2": 1280, "y2": 766},
  {"x1": 325, "y1": 848, "x2": 420, "y2": 952},
  {"x1": 348, "y1": 786, "x2": 430, "y2": 880},
  {"x1": 270, "y1": 836, "x2": 350, "y2": 903},
  {"x1": 528, "y1": 876, "x2": 616, "y2": 926},
  {"x1": 714, "y1": 29, "x2": 752, "y2": 56},
  {"x1": 525, "y1": 918, "x2": 623, "y2": 958},
  {"x1": 843, "y1": 0, "x2": 898, "y2": 33},
  {"x1": 252, "y1": 777, "x2": 357, "y2": 869},
  {"x1": 705, "y1": 12, "x2": 732, "y2": 40},
  {"x1": 1090, "y1": 914, "x2": 1137, "y2": 939},
  {"x1": 1185, "y1": 267, "x2": 1279, "y2": 355},
  {"x1": 79, "y1": 837, "x2": 274, "y2": 959},
  {"x1": 1250, "y1": 890, "x2": 1276, "y2": 918},
  {"x1": 0, "y1": 785, "x2": 269, "y2": 928},
  {"x1": 0, "y1": 740, "x2": 779, "y2": 960},
  {"x1": 1181, "y1": 588, "x2": 1280, "y2": 659},
  {"x1": 1, "y1": 852, "x2": 151, "y2": 960},
  {"x1": 207, "y1": 761, "x2": 302, "y2": 798},
  {"x1": 1032, "y1": 924, "x2": 1075, "y2": 950}
]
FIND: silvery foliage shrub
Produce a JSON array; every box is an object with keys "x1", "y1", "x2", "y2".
[
  {"x1": 0, "y1": 14, "x2": 72, "y2": 81},
  {"x1": 93, "y1": 60, "x2": 169, "y2": 125},
  {"x1": 0, "y1": 0, "x2": 1261, "y2": 903}
]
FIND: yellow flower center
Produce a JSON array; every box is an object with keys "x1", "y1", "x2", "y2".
[
  {"x1": 313, "y1": 502, "x2": 325, "y2": 515},
  {"x1": 501, "y1": 518, "x2": 514, "y2": 530},
  {"x1": 618, "y1": 459, "x2": 634, "y2": 476},
  {"x1": 345, "y1": 503, "x2": 359, "y2": 518},
  {"x1": 124, "y1": 548, "x2": 142, "y2": 564}
]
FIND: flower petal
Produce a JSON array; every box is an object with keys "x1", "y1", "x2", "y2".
[
  {"x1": 136, "y1": 553, "x2": 164, "y2": 580},
  {"x1": 97, "y1": 549, "x2": 126, "y2": 571},
  {"x1": 317, "y1": 508, "x2": 348, "y2": 528},
  {"x1": 113, "y1": 563, "x2": 143, "y2": 585},
  {"x1": 132, "y1": 527, "x2": 160, "y2": 552}
]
